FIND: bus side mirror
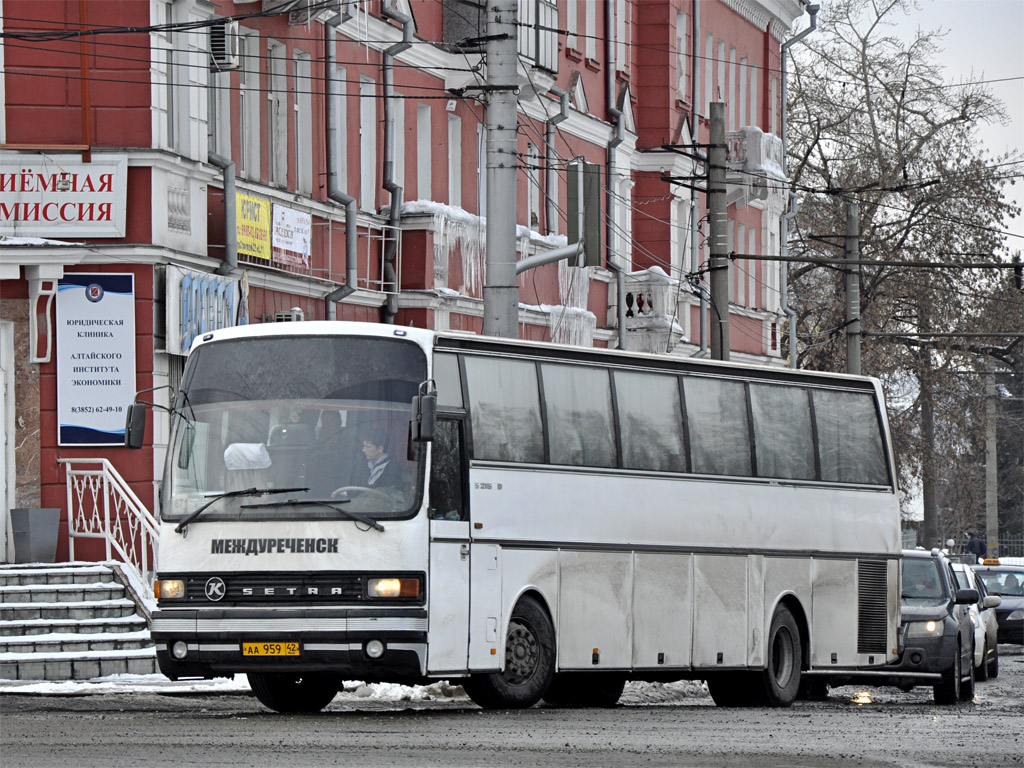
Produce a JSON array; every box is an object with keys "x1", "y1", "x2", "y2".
[
  {"x1": 125, "y1": 402, "x2": 147, "y2": 449},
  {"x1": 411, "y1": 381, "x2": 437, "y2": 443}
]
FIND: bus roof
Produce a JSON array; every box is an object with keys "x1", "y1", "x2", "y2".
[{"x1": 190, "y1": 321, "x2": 880, "y2": 390}]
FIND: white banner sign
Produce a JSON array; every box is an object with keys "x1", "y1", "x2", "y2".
[
  {"x1": 0, "y1": 154, "x2": 128, "y2": 237},
  {"x1": 271, "y1": 204, "x2": 312, "y2": 268},
  {"x1": 56, "y1": 274, "x2": 136, "y2": 445}
]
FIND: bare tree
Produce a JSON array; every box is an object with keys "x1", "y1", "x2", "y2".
[{"x1": 786, "y1": 0, "x2": 1022, "y2": 545}]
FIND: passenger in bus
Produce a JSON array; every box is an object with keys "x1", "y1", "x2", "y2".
[{"x1": 359, "y1": 429, "x2": 403, "y2": 490}]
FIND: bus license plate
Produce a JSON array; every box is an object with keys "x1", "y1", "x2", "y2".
[{"x1": 242, "y1": 642, "x2": 300, "y2": 657}]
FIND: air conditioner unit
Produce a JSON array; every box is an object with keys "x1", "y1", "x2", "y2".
[
  {"x1": 274, "y1": 308, "x2": 304, "y2": 322},
  {"x1": 210, "y1": 20, "x2": 241, "y2": 71}
]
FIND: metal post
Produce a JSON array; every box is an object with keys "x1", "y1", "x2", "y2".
[
  {"x1": 845, "y1": 202, "x2": 861, "y2": 375},
  {"x1": 708, "y1": 102, "x2": 729, "y2": 361},
  {"x1": 482, "y1": 1, "x2": 519, "y2": 338},
  {"x1": 985, "y1": 375, "x2": 999, "y2": 557}
]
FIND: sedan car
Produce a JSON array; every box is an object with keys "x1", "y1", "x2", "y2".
[
  {"x1": 972, "y1": 564, "x2": 1024, "y2": 645},
  {"x1": 951, "y1": 562, "x2": 1000, "y2": 679}
]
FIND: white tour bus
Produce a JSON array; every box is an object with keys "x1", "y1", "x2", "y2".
[{"x1": 128, "y1": 321, "x2": 901, "y2": 712}]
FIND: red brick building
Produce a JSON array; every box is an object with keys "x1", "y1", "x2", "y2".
[{"x1": 0, "y1": 0, "x2": 811, "y2": 563}]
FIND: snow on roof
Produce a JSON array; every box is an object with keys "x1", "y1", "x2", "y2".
[{"x1": 0, "y1": 235, "x2": 84, "y2": 246}]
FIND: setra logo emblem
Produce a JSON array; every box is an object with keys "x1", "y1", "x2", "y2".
[{"x1": 204, "y1": 577, "x2": 226, "y2": 601}]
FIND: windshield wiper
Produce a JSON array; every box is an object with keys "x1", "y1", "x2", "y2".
[
  {"x1": 175, "y1": 486, "x2": 308, "y2": 534},
  {"x1": 240, "y1": 498, "x2": 385, "y2": 532}
]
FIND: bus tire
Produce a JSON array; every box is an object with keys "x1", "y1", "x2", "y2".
[
  {"x1": 760, "y1": 604, "x2": 802, "y2": 707},
  {"x1": 542, "y1": 672, "x2": 626, "y2": 708},
  {"x1": 463, "y1": 596, "x2": 555, "y2": 709},
  {"x1": 248, "y1": 672, "x2": 341, "y2": 713}
]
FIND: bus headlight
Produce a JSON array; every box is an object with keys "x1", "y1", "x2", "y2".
[
  {"x1": 367, "y1": 578, "x2": 420, "y2": 598},
  {"x1": 906, "y1": 620, "x2": 942, "y2": 638},
  {"x1": 155, "y1": 579, "x2": 186, "y2": 599}
]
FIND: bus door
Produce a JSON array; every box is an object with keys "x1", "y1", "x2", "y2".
[{"x1": 426, "y1": 417, "x2": 471, "y2": 673}]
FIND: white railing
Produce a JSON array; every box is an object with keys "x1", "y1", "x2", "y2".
[{"x1": 61, "y1": 458, "x2": 159, "y2": 601}]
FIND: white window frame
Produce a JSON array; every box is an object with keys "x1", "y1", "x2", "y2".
[
  {"x1": 394, "y1": 92, "x2": 406, "y2": 192},
  {"x1": 739, "y1": 56, "x2": 747, "y2": 129},
  {"x1": 676, "y1": 12, "x2": 687, "y2": 102},
  {"x1": 267, "y1": 39, "x2": 288, "y2": 187},
  {"x1": 448, "y1": 115, "x2": 462, "y2": 209},
  {"x1": 416, "y1": 103, "x2": 432, "y2": 201},
  {"x1": 566, "y1": 0, "x2": 578, "y2": 51},
  {"x1": 239, "y1": 32, "x2": 261, "y2": 180},
  {"x1": 584, "y1": 2, "x2": 596, "y2": 60},
  {"x1": 747, "y1": 227, "x2": 757, "y2": 309},
  {"x1": 360, "y1": 77, "x2": 377, "y2": 212},
  {"x1": 294, "y1": 50, "x2": 313, "y2": 195},
  {"x1": 331, "y1": 64, "x2": 347, "y2": 190},
  {"x1": 704, "y1": 34, "x2": 714, "y2": 114}
]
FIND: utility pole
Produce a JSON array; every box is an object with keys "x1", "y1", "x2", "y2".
[
  {"x1": 985, "y1": 374, "x2": 999, "y2": 557},
  {"x1": 845, "y1": 202, "x2": 861, "y2": 375},
  {"x1": 482, "y1": 1, "x2": 519, "y2": 338},
  {"x1": 708, "y1": 102, "x2": 729, "y2": 361}
]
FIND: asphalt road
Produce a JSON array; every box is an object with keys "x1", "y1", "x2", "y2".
[{"x1": 2, "y1": 645, "x2": 1022, "y2": 768}]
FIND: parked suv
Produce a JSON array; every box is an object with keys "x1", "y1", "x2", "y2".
[{"x1": 825, "y1": 549, "x2": 978, "y2": 704}]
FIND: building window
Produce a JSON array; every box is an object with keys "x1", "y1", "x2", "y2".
[
  {"x1": 294, "y1": 51, "x2": 312, "y2": 195},
  {"x1": 676, "y1": 12, "x2": 687, "y2": 101},
  {"x1": 750, "y1": 64, "x2": 759, "y2": 130},
  {"x1": 330, "y1": 63, "x2": 347, "y2": 188},
  {"x1": 448, "y1": 115, "x2": 462, "y2": 209},
  {"x1": 739, "y1": 56, "x2": 747, "y2": 129},
  {"x1": 527, "y1": 142, "x2": 539, "y2": 230},
  {"x1": 267, "y1": 40, "x2": 288, "y2": 187},
  {"x1": 566, "y1": 0, "x2": 577, "y2": 51},
  {"x1": 239, "y1": 32, "x2": 260, "y2": 180},
  {"x1": 478, "y1": 124, "x2": 487, "y2": 216},
  {"x1": 747, "y1": 227, "x2": 756, "y2": 308},
  {"x1": 416, "y1": 104, "x2": 431, "y2": 200},
  {"x1": 704, "y1": 34, "x2": 713, "y2": 114},
  {"x1": 729, "y1": 48, "x2": 737, "y2": 131},
  {"x1": 615, "y1": 0, "x2": 629, "y2": 71},
  {"x1": 584, "y1": 1, "x2": 596, "y2": 60},
  {"x1": 394, "y1": 91, "x2": 406, "y2": 192},
  {"x1": 360, "y1": 77, "x2": 377, "y2": 212}
]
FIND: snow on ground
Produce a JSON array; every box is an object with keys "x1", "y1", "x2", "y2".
[{"x1": 0, "y1": 673, "x2": 711, "y2": 704}]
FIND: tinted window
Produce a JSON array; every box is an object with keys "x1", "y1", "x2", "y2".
[
  {"x1": 434, "y1": 353, "x2": 463, "y2": 408},
  {"x1": 749, "y1": 384, "x2": 815, "y2": 480},
  {"x1": 542, "y1": 364, "x2": 616, "y2": 467},
  {"x1": 683, "y1": 377, "x2": 751, "y2": 476},
  {"x1": 429, "y1": 420, "x2": 465, "y2": 520},
  {"x1": 464, "y1": 356, "x2": 543, "y2": 462},
  {"x1": 614, "y1": 371, "x2": 686, "y2": 472},
  {"x1": 813, "y1": 390, "x2": 888, "y2": 485}
]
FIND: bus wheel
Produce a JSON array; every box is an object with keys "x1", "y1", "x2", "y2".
[
  {"x1": 248, "y1": 672, "x2": 341, "y2": 713},
  {"x1": 464, "y1": 596, "x2": 555, "y2": 709},
  {"x1": 543, "y1": 672, "x2": 626, "y2": 708},
  {"x1": 760, "y1": 604, "x2": 802, "y2": 707}
]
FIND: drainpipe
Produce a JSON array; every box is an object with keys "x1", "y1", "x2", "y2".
[
  {"x1": 208, "y1": 152, "x2": 237, "y2": 276},
  {"x1": 380, "y1": 5, "x2": 414, "y2": 324},
  {"x1": 325, "y1": 25, "x2": 358, "y2": 319},
  {"x1": 779, "y1": 3, "x2": 819, "y2": 366},
  {"x1": 605, "y1": 0, "x2": 627, "y2": 350},
  {"x1": 545, "y1": 87, "x2": 569, "y2": 235},
  {"x1": 690, "y1": 0, "x2": 708, "y2": 357}
]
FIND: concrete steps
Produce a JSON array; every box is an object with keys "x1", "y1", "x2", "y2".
[{"x1": 0, "y1": 563, "x2": 157, "y2": 681}]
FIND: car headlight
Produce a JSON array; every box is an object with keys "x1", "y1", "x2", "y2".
[
  {"x1": 1009, "y1": 609, "x2": 1024, "y2": 621},
  {"x1": 367, "y1": 577, "x2": 420, "y2": 598},
  {"x1": 155, "y1": 579, "x2": 186, "y2": 599},
  {"x1": 906, "y1": 620, "x2": 943, "y2": 638}
]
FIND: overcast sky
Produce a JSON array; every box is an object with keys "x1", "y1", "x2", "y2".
[{"x1": 890, "y1": 0, "x2": 1024, "y2": 248}]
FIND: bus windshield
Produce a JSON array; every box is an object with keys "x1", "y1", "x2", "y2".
[{"x1": 164, "y1": 335, "x2": 427, "y2": 523}]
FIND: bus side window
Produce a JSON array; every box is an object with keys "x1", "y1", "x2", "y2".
[{"x1": 429, "y1": 420, "x2": 466, "y2": 520}]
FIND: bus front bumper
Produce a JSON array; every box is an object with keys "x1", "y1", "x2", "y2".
[{"x1": 151, "y1": 607, "x2": 428, "y2": 681}]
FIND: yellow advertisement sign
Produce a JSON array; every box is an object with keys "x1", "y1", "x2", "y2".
[{"x1": 236, "y1": 192, "x2": 271, "y2": 261}]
